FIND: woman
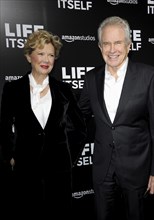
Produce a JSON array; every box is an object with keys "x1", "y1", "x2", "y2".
[{"x1": 0, "y1": 29, "x2": 86, "y2": 218}]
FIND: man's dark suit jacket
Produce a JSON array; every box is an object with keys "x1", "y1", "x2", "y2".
[
  {"x1": 0, "y1": 72, "x2": 87, "y2": 175},
  {"x1": 79, "y1": 60, "x2": 154, "y2": 189}
]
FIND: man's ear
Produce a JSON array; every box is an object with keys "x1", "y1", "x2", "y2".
[{"x1": 98, "y1": 43, "x2": 102, "y2": 52}]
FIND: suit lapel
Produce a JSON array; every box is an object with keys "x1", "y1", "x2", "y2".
[
  {"x1": 44, "y1": 77, "x2": 56, "y2": 129},
  {"x1": 114, "y1": 61, "x2": 137, "y2": 123},
  {"x1": 18, "y1": 73, "x2": 33, "y2": 112},
  {"x1": 95, "y1": 67, "x2": 111, "y2": 125},
  {"x1": 44, "y1": 76, "x2": 68, "y2": 130},
  {"x1": 21, "y1": 74, "x2": 45, "y2": 130}
]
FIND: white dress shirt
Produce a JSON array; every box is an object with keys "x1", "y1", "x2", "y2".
[
  {"x1": 104, "y1": 58, "x2": 128, "y2": 123},
  {"x1": 29, "y1": 73, "x2": 51, "y2": 129}
]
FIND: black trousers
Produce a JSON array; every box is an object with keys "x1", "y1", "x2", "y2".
[{"x1": 93, "y1": 150, "x2": 147, "y2": 220}]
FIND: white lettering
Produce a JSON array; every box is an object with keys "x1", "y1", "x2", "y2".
[
  {"x1": 5, "y1": 23, "x2": 15, "y2": 37},
  {"x1": 131, "y1": 30, "x2": 141, "y2": 41},
  {"x1": 147, "y1": 5, "x2": 154, "y2": 13},
  {"x1": 148, "y1": 0, "x2": 154, "y2": 4},
  {"x1": 5, "y1": 23, "x2": 44, "y2": 38},
  {"x1": 4, "y1": 23, "x2": 44, "y2": 48},
  {"x1": 57, "y1": 0, "x2": 92, "y2": 10},
  {"x1": 131, "y1": 42, "x2": 142, "y2": 51}
]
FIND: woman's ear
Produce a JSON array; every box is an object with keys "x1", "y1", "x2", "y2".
[{"x1": 25, "y1": 54, "x2": 31, "y2": 63}]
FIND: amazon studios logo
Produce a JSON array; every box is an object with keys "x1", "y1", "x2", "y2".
[
  {"x1": 72, "y1": 189, "x2": 94, "y2": 199},
  {"x1": 62, "y1": 35, "x2": 95, "y2": 42},
  {"x1": 148, "y1": 38, "x2": 154, "y2": 44},
  {"x1": 107, "y1": 0, "x2": 138, "y2": 5}
]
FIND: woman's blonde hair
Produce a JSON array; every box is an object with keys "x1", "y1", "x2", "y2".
[{"x1": 24, "y1": 29, "x2": 63, "y2": 59}]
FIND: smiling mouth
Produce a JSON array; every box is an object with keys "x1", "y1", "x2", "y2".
[
  {"x1": 108, "y1": 54, "x2": 119, "y2": 59},
  {"x1": 40, "y1": 65, "x2": 49, "y2": 69}
]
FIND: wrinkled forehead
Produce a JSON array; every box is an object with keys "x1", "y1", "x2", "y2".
[{"x1": 101, "y1": 25, "x2": 126, "y2": 41}]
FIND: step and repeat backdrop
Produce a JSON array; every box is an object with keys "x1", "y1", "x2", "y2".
[{"x1": 1, "y1": 0, "x2": 154, "y2": 219}]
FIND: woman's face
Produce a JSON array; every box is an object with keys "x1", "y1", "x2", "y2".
[{"x1": 26, "y1": 43, "x2": 55, "y2": 77}]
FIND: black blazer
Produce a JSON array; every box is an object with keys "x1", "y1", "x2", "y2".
[
  {"x1": 0, "y1": 73, "x2": 87, "y2": 176},
  {"x1": 79, "y1": 60, "x2": 154, "y2": 189}
]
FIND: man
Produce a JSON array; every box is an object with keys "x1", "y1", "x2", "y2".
[{"x1": 79, "y1": 16, "x2": 154, "y2": 220}]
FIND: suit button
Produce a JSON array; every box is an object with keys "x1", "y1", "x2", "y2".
[
  {"x1": 38, "y1": 132, "x2": 45, "y2": 136},
  {"x1": 109, "y1": 141, "x2": 115, "y2": 148},
  {"x1": 111, "y1": 126, "x2": 115, "y2": 130},
  {"x1": 109, "y1": 143, "x2": 115, "y2": 148}
]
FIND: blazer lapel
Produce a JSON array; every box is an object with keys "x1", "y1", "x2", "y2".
[
  {"x1": 44, "y1": 76, "x2": 68, "y2": 130},
  {"x1": 114, "y1": 62, "x2": 137, "y2": 123},
  {"x1": 20, "y1": 73, "x2": 45, "y2": 130},
  {"x1": 19, "y1": 73, "x2": 33, "y2": 111},
  {"x1": 44, "y1": 78, "x2": 56, "y2": 129},
  {"x1": 95, "y1": 67, "x2": 111, "y2": 125}
]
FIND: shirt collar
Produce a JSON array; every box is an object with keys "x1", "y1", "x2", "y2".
[
  {"x1": 28, "y1": 73, "x2": 49, "y2": 86},
  {"x1": 105, "y1": 57, "x2": 128, "y2": 80}
]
